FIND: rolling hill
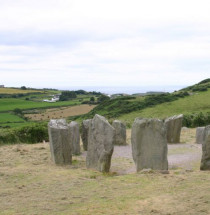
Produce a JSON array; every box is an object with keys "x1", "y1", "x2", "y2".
[{"x1": 73, "y1": 79, "x2": 210, "y2": 127}]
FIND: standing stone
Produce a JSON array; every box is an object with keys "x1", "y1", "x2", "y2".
[
  {"x1": 48, "y1": 119, "x2": 72, "y2": 165},
  {"x1": 200, "y1": 126, "x2": 210, "y2": 170},
  {"x1": 112, "y1": 120, "x2": 126, "y2": 145},
  {"x1": 69, "y1": 121, "x2": 80, "y2": 155},
  {"x1": 86, "y1": 114, "x2": 115, "y2": 172},
  {"x1": 165, "y1": 114, "x2": 183, "y2": 143},
  {"x1": 131, "y1": 118, "x2": 168, "y2": 172},
  {"x1": 81, "y1": 119, "x2": 92, "y2": 151},
  {"x1": 196, "y1": 127, "x2": 205, "y2": 144}
]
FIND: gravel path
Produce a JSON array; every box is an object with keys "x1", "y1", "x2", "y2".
[{"x1": 110, "y1": 143, "x2": 202, "y2": 174}]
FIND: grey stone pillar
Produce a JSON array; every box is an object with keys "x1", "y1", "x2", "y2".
[
  {"x1": 86, "y1": 114, "x2": 115, "y2": 172},
  {"x1": 200, "y1": 126, "x2": 210, "y2": 170},
  {"x1": 69, "y1": 121, "x2": 80, "y2": 155},
  {"x1": 112, "y1": 120, "x2": 126, "y2": 145},
  {"x1": 131, "y1": 118, "x2": 168, "y2": 172},
  {"x1": 48, "y1": 119, "x2": 72, "y2": 165},
  {"x1": 165, "y1": 114, "x2": 183, "y2": 143}
]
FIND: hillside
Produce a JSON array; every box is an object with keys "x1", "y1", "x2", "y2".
[
  {"x1": 119, "y1": 88, "x2": 210, "y2": 125},
  {"x1": 73, "y1": 79, "x2": 210, "y2": 127}
]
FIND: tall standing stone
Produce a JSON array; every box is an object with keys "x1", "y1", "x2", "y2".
[
  {"x1": 86, "y1": 114, "x2": 115, "y2": 172},
  {"x1": 112, "y1": 120, "x2": 126, "y2": 145},
  {"x1": 165, "y1": 114, "x2": 183, "y2": 143},
  {"x1": 48, "y1": 119, "x2": 72, "y2": 165},
  {"x1": 131, "y1": 118, "x2": 168, "y2": 172},
  {"x1": 69, "y1": 121, "x2": 80, "y2": 155},
  {"x1": 81, "y1": 119, "x2": 92, "y2": 151},
  {"x1": 200, "y1": 126, "x2": 210, "y2": 170},
  {"x1": 196, "y1": 127, "x2": 205, "y2": 144}
]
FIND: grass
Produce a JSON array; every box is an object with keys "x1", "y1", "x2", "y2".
[
  {"x1": 0, "y1": 88, "x2": 43, "y2": 94},
  {"x1": 0, "y1": 98, "x2": 81, "y2": 112},
  {"x1": 0, "y1": 134, "x2": 209, "y2": 215},
  {"x1": 0, "y1": 121, "x2": 35, "y2": 128},
  {"x1": 0, "y1": 113, "x2": 24, "y2": 123},
  {"x1": 119, "y1": 89, "x2": 210, "y2": 124}
]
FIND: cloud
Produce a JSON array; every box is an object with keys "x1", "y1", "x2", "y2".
[{"x1": 0, "y1": 0, "x2": 210, "y2": 90}]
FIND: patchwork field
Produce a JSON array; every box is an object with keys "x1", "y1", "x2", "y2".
[
  {"x1": 0, "y1": 128, "x2": 210, "y2": 215},
  {"x1": 25, "y1": 105, "x2": 96, "y2": 121},
  {"x1": 0, "y1": 87, "x2": 98, "y2": 128}
]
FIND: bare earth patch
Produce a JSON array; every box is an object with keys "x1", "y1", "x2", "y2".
[
  {"x1": 0, "y1": 128, "x2": 210, "y2": 215},
  {"x1": 25, "y1": 104, "x2": 96, "y2": 120}
]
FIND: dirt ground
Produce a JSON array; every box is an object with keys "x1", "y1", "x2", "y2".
[
  {"x1": 25, "y1": 104, "x2": 96, "y2": 121},
  {"x1": 0, "y1": 128, "x2": 210, "y2": 215}
]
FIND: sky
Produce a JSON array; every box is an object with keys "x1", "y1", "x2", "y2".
[{"x1": 0, "y1": 0, "x2": 210, "y2": 92}]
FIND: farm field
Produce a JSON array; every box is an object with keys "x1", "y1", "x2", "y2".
[
  {"x1": 0, "y1": 98, "x2": 82, "y2": 112},
  {"x1": 0, "y1": 88, "x2": 43, "y2": 94},
  {"x1": 0, "y1": 113, "x2": 24, "y2": 123},
  {"x1": 0, "y1": 129, "x2": 210, "y2": 215},
  {"x1": 0, "y1": 87, "x2": 99, "y2": 128},
  {"x1": 25, "y1": 104, "x2": 96, "y2": 121}
]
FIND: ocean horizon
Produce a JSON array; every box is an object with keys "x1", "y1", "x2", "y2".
[{"x1": 57, "y1": 85, "x2": 186, "y2": 95}]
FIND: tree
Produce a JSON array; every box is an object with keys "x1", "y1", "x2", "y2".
[
  {"x1": 59, "y1": 91, "x2": 77, "y2": 101},
  {"x1": 90, "y1": 97, "x2": 95, "y2": 102},
  {"x1": 97, "y1": 95, "x2": 110, "y2": 103},
  {"x1": 21, "y1": 86, "x2": 27, "y2": 90},
  {"x1": 13, "y1": 108, "x2": 22, "y2": 115}
]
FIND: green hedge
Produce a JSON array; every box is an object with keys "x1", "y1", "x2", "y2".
[
  {"x1": 0, "y1": 123, "x2": 48, "y2": 145},
  {"x1": 183, "y1": 112, "x2": 210, "y2": 128}
]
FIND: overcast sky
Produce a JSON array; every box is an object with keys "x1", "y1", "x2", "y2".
[{"x1": 0, "y1": 0, "x2": 210, "y2": 91}]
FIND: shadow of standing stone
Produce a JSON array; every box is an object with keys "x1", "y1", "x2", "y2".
[
  {"x1": 69, "y1": 121, "x2": 81, "y2": 155},
  {"x1": 48, "y1": 119, "x2": 72, "y2": 165},
  {"x1": 81, "y1": 119, "x2": 92, "y2": 151},
  {"x1": 86, "y1": 114, "x2": 115, "y2": 172},
  {"x1": 200, "y1": 125, "x2": 210, "y2": 170},
  {"x1": 131, "y1": 118, "x2": 168, "y2": 172},
  {"x1": 165, "y1": 114, "x2": 183, "y2": 143}
]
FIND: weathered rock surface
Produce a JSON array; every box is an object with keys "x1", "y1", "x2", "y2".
[
  {"x1": 81, "y1": 119, "x2": 92, "y2": 151},
  {"x1": 165, "y1": 114, "x2": 183, "y2": 143},
  {"x1": 196, "y1": 127, "x2": 205, "y2": 144},
  {"x1": 69, "y1": 121, "x2": 80, "y2": 155},
  {"x1": 131, "y1": 118, "x2": 168, "y2": 172},
  {"x1": 48, "y1": 119, "x2": 72, "y2": 165},
  {"x1": 200, "y1": 126, "x2": 210, "y2": 170},
  {"x1": 112, "y1": 120, "x2": 126, "y2": 145},
  {"x1": 86, "y1": 114, "x2": 115, "y2": 172}
]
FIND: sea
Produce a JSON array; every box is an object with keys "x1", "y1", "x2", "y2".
[{"x1": 58, "y1": 85, "x2": 186, "y2": 95}]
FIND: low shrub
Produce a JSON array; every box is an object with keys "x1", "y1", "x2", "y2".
[
  {"x1": 0, "y1": 123, "x2": 48, "y2": 145},
  {"x1": 183, "y1": 112, "x2": 210, "y2": 128},
  {"x1": 16, "y1": 124, "x2": 48, "y2": 143},
  {"x1": 0, "y1": 129, "x2": 19, "y2": 144}
]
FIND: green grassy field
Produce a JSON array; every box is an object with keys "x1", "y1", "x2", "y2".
[
  {"x1": 0, "y1": 113, "x2": 24, "y2": 123},
  {"x1": 0, "y1": 98, "x2": 82, "y2": 112},
  {"x1": 119, "y1": 89, "x2": 210, "y2": 124}
]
